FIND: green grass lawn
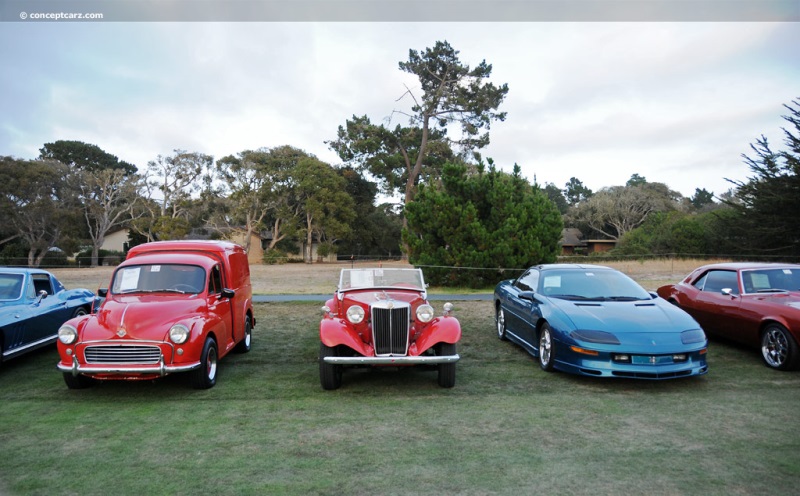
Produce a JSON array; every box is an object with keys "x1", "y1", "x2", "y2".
[{"x1": 1, "y1": 300, "x2": 799, "y2": 495}]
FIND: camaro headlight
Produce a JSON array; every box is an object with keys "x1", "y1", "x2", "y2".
[
  {"x1": 169, "y1": 324, "x2": 190, "y2": 344},
  {"x1": 681, "y1": 329, "x2": 706, "y2": 344},
  {"x1": 346, "y1": 305, "x2": 365, "y2": 324},
  {"x1": 570, "y1": 329, "x2": 620, "y2": 345},
  {"x1": 58, "y1": 325, "x2": 78, "y2": 345},
  {"x1": 416, "y1": 304, "x2": 435, "y2": 323}
]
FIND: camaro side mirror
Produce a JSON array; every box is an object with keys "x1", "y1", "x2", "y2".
[
  {"x1": 721, "y1": 288, "x2": 738, "y2": 297},
  {"x1": 36, "y1": 290, "x2": 48, "y2": 302},
  {"x1": 519, "y1": 291, "x2": 536, "y2": 301}
]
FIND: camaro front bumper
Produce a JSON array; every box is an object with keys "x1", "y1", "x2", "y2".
[
  {"x1": 58, "y1": 355, "x2": 201, "y2": 377},
  {"x1": 323, "y1": 354, "x2": 460, "y2": 365}
]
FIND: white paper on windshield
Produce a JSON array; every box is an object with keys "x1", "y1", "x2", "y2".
[
  {"x1": 751, "y1": 273, "x2": 770, "y2": 289},
  {"x1": 543, "y1": 276, "x2": 562, "y2": 288},
  {"x1": 119, "y1": 268, "x2": 141, "y2": 291},
  {"x1": 151, "y1": 265, "x2": 161, "y2": 272},
  {"x1": 784, "y1": 269, "x2": 793, "y2": 275},
  {"x1": 351, "y1": 271, "x2": 374, "y2": 288}
]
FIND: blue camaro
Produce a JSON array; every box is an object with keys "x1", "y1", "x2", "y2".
[
  {"x1": 1, "y1": 268, "x2": 98, "y2": 366},
  {"x1": 494, "y1": 264, "x2": 708, "y2": 379}
]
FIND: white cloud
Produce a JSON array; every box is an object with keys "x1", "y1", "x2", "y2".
[{"x1": 1, "y1": 21, "x2": 797, "y2": 199}]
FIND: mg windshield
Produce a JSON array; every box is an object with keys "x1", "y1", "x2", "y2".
[
  {"x1": 0, "y1": 273, "x2": 24, "y2": 301},
  {"x1": 339, "y1": 268, "x2": 425, "y2": 291},
  {"x1": 111, "y1": 264, "x2": 206, "y2": 295}
]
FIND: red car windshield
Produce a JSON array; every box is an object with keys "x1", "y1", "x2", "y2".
[
  {"x1": 742, "y1": 268, "x2": 800, "y2": 293},
  {"x1": 111, "y1": 264, "x2": 206, "y2": 295},
  {"x1": 339, "y1": 268, "x2": 425, "y2": 291}
]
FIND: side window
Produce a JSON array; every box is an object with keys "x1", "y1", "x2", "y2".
[
  {"x1": 700, "y1": 270, "x2": 739, "y2": 295},
  {"x1": 208, "y1": 265, "x2": 223, "y2": 295},
  {"x1": 32, "y1": 274, "x2": 54, "y2": 295},
  {"x1": 514, "y1": 270, "x2": 539, "y2": 292}
]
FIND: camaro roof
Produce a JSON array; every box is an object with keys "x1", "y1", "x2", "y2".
[{"x1": 693, "y1": 262, "x2": 800, "y2": 271}]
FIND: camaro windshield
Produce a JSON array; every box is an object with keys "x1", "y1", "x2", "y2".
[
  {"x1": 540, "y1": 269, "x2": 651, "y2": 301},
  {"x1": 111, "y1": 264, "x2": 206, "y2": 294},
  {"x1": 0, "y1": 273, "x2": 24, "y2": 300},
  {"x1": 339, "y1": 268, "x2": 425, "y2": 291},
  {"x1": 742, "y1": 268, "x2": 800, "y2": 293}
]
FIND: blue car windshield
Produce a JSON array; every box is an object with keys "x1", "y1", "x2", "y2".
[
  {"x1": 539, "y1": 269, "x2": 651, "y2": 301},
  {"x1": 0, "y1": 273, "x2": 24, "y2": 300},
  {"x1": 111, "y1": 264, "x2": 206, "y2": 295}
]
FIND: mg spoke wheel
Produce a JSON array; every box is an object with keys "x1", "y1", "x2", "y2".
[
  {"x1": 496, "y1": 306, "x2": 508, "y2": 341},
  {"x1": 320, "y1": 343, "x2": 343, "y2": 390},
  {"x1": 539, "y1": 323, "x2": 555, "y2": 372},
  {"x1": 761, "y1": 323, "x2": 799, "y2": 371},
  {"x1": 437, "y1": 342, "x2": 457, "y2": 388}
]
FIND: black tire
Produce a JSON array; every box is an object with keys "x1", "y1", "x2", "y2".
[
  {"x1": 234, "y1": 317, "x2": 252, "y2": 353},
  {"x1": 72, "y1": 307, "x2": 88, "y2": 318},
  {"x1": 496, "y1": 305, "x2": 508, "y2": 341},
  {"x1": 191, "y1": 338, "x2": 218, "y2": 389},
  {"x1": 761, "y1": 323, "x2": 799, "y2": 371},
  {"x1": 319, "y1": 343, "x2": 343, "y2": 390},
  {"x1": 63, "y1": 372, "x2": 93, "y2": 389},
  {"x1": 437, "y1": 342, "x2": 457, "y2": 388},
  {"x1": 538, "y1": 323, "x2": 556, "y2": 372}
]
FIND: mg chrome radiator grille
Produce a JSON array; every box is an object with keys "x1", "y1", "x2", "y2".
[
  {"x1": 84, "y1": 345, "x2": 161, "y2": 364},
  {"x1": 371, "y1": 303, "x2": 410, "y2": 356}
]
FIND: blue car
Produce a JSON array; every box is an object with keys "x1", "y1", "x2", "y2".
[
  {"x1": 1, "y1": 268, "x2": 98, "y2": 366},
  {"x1": 494, "y1": 264, "x2": 708, "y2": 379}
]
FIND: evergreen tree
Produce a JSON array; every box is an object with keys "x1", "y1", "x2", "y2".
[{"x1": 403, "y1": 161, "x2": 563, "y2": 288}]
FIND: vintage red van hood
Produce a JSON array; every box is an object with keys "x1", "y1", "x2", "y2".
[{"x1": 84, "y1": 296, "x2": 205, "y2": 341}]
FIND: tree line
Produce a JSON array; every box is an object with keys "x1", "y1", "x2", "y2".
[{"x1": 1, "y1": 39, "x2": 797, "y2": 288}]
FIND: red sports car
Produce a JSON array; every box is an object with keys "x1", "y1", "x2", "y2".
[
  {"x1": 657, "y1": 263, "x2": 800, "y2": 371},
  {"x1": 319, "y1": 268, "x2": 461, "y2": 390}
]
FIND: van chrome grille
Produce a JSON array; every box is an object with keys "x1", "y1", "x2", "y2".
[{"x1": 84, "y1": 345, "x2": 161, "y2": 364}]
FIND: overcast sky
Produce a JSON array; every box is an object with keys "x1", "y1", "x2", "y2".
[{"x1": 1, "y1": 19, "x2": 797, "y2": 199}]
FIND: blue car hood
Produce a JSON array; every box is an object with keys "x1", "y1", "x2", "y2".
[{"x1": 550, "y1": 298, "x2": 700, "y2": 345}]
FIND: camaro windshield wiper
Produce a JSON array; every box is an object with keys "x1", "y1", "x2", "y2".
[
  {"x1": 756, "y1": 288, "x2": 789, "y2": 293},
  {"x1": 549, "y1": 294, "x2": 601, "y2": 301},
  {"x1": 605, "y1": 296, "x2": 650, "y2": 301}
]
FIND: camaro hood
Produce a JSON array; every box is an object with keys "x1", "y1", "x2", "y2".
[
  {"x1": 550, "y1": 298, "x2": 699, "y2": 334},
  {"x1": 81, "y1": 296, "x2": 204, "y2": 341},
  {"x1": 749, "y1": 292, "x2": 800, "y2": 310}
]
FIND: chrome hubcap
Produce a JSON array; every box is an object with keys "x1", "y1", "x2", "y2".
[
  {"x1": 496, "y1": 309, "x2": 505, "y2": 337},
  {"x1": 207, "y1": 348, "x2": 218, "y2": 379},
  {"x1": 540, "y1": 330, "x2": 551, "y2": 365}
]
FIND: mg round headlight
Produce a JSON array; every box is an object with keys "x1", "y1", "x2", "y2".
[
  {"x1": 58, "y1": 325, "x2": 78, "y2": 345},
  {"x1": 416, "y1": 304, "x2": 435, "y2": 323},
  {"x1": 346, "y1": 305, "x2": 365, "y2": 324},
  {"x1": 169, "y1": 324, "x2": 190, "y2": 344}
]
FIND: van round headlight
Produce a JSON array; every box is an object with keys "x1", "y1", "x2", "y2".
[
  {"x1": 416, "y1": 304, "x2": 435, "y2": 323},
  {"x1": 169, "y1": 324, "x2": 190, "y2": 344},
  {"x1": 58, "y1": 325, "x2": 78, "y2": 344},
  {"x1": 346, "y1": 305, "x2": 365, "y2": 324}
]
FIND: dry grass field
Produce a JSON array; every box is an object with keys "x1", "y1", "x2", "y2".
[{"x1": 49, "y1": 258, "x2": 730, "y2": 294}]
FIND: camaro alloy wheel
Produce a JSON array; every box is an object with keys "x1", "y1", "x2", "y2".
[
  {"x1": 496, "y1": 306, "x2": 508, "y2": 341},
  {"x1": 539, "y1": 324, "x2": 555, "y2": 372},
  {"x1": 192, "y1": 338, "x2": 218, "y2": 389},
  {"x1": 761, "y1": 323, "x2": 799, "y2": 371}
]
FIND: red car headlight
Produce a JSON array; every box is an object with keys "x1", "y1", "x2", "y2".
[
  {"x1": 58, "y1": 325, "x2": 78, "y2": 345},
  {"x1": 416, "y1": 304, "x2": 435, "y2": 323},
  {"x1": 169, "y1": 324, "x2": 190, "y2": 344},
  {"x1": 346, "y1": 305, "x2": 365, "y2": 324}
]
